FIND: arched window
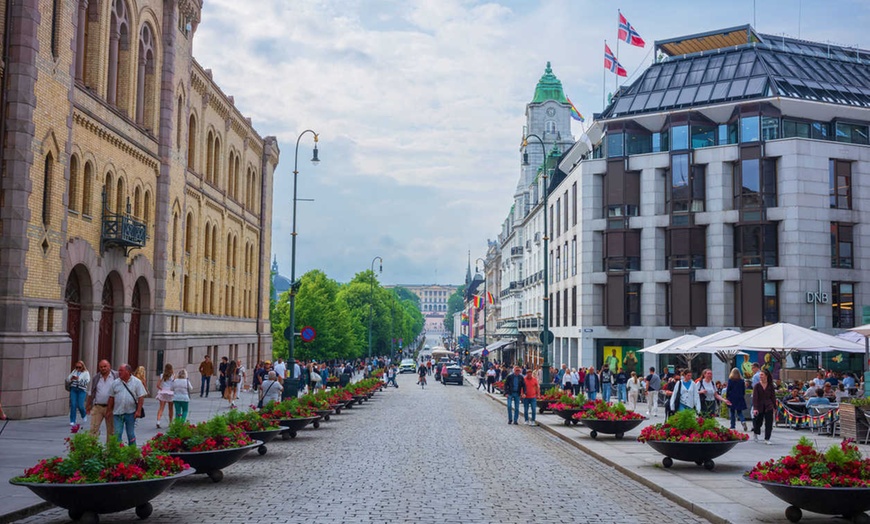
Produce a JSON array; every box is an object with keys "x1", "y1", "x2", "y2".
[
  {"x1": 69, "y1": 155, "x2": 79, "y2": 212},
  {"x1": 82, "y1": 161, "x2": 93, "y2": 215},
  {"x1": 82, "y1": 1, "x2": 100, "y2": 87},
  {"x1": 104, "y1": 173, "x2": 114, "y2": 213},
  {"x1": 43, "y1": 153, "x2": 54, "y2": 226},
  {"x1": 50, "y1": 0, "x2": 61, "y2": 58},
  {"x1": 206, "y1": 130, "x2": 214, "y2": 182},
  {"x1": 136, "y1": 23, "x2": 156, "y2": 129},
  {"x1": 250, "y1": 169, "x2": 258, "y2": 210},
  {"x1": 212, "y1": 136, "x2": 221, "y2": 188},
  {"x1": 232, "y1": 235, "x2": 237, "y2": 269},
  {"x1": 187, "y1": 114, "x2": 197, "y2": 170},
  {"x1": 176, "y1": 95, "x2": 183, "y2": 150},
  {"x1": 143, "y1": 190, "x2": 151, "y2": 226},
  {"x1": 204, "y1": 223, "x2": 211, "y2": 260},
  {"x1": 108, "y1": 0, "x2": 131, "y2": 111},
  {"x1": 184, "y1": 212, "x2": 193, "y2": 255},
  {"x1": 226, "y1": 234, "x2": 232, "y2": 268},
  {"x1": 246, "y1": 167, "x2": 253, "y2": 209},
  {"x1": 211, "y1": 224, "x2": 218, "y2": 263},
  {"x1": 172, "y1": 212, "x2": 178, "y2": 263},
  {"x1": 115, "y1": 177, "x2": 125, "y2": 214},
  {"x1": 133, "y1": 186, "x2": 141, "y2": 218},
  {"x1": 234, "y1": 155, "x2": 241, "y2": 200},
  {"x1": 226, "y1": 151, "x2": 234, "y2": 197}
]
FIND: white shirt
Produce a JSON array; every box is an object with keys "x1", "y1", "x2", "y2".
[
  {"x1": 110, "y1": 376, "x2": 146, "y2": 415},
  {"x1": 293, "y1": 363, "x2": 301, "y2": 379},
  {"x1": 92, "y1": 372, "x2": 115, "y2": 405},
  {"x1": 273, "y1": 362, "x2": 286, "y2": 378}
]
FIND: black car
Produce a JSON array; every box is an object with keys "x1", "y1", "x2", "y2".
[{"x1": 442, "y1": 365, "x2": 463, "y2": 385}]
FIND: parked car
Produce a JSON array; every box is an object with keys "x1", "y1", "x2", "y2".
[
  {"x1": 443, "y1": 365, "x2": 463, "y2": 385},
  {"x1": 398, "y1": 359, "x2": 416, "y2": 374}
]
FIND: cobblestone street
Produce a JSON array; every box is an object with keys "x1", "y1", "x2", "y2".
[{"x1": 17, "y1": 374, "x2": 706, "y2": 524}]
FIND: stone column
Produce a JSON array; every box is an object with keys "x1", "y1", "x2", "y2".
[
  {"x1": 107, "y1": 28, "x2": 120, "y2": 105},
  {"x1": 135, "y1": 55, "x2": 146, "y2": 123},
  {"x1": 82, "y1": 305, "x2": 101, "y2": 369}
]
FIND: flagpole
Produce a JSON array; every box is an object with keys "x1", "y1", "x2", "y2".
[
  {"x1": 615, "y1": 10, "x2": 620, "y2": 94},
  {"x1": 602, "y1": 40, "x2": 607, "y2": 111}
]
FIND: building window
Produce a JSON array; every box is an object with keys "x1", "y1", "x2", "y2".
[
  {"x1": 691, "y1": 123, "x2": 716, "y2": 149},
  {"x1": 652, "y1": 131, "x2": 669, "y2": 153},
  {"x1": 627, "y1": 283, "x2": 641, "y2": 326},
  {"x1": 835, "y1": 122, "x2": 869, "y2": 145},
  {"x1": 555, "y1": 247, "x2": 560, "y2": 282},
  {"x1": 671, "y1": 125, "x2": 689, "y2": 150},
  {"x1": 832, "y1": 282, "x2": 855, "y2": 329},
  {"x1": 741, "y1": 116, "x2": 760, "y2": 142},
  {"x1": 69, "y1": 156, "x2": 79, "y2": 213},
  {"x1": 571, "y1": 286, "x2": 577, "y2": 326},
  {"x1": 782, "y1": 119, "x2": 810, "y2": 138},
  {"x1": 734, "y1": 224, "x2": 778, "y2": 268},
  {"x1": 571, "y1": 236, "x2": 577, "y2": 276},
  {"x1": 829, "y1": 160, "x2": 851, "y2": 210},
  {"x1": 606, "y1": 132, "x2": 624, "y2": 158},
  {"x1": 626, "y1": 131, "x2": 651, "y2": 155},
  {"x1": 831, "y1": 223, "x2": 853, "y2": 269},
  {"x1": 43, "y1": 153, "x2": 53, "y2": 226},
  {"x1": 82, "y1": 161, "x2": 93, "y2": 216},
  {"x1": 736, "y1": 158, "x2": 776, "y2": 209},
  {"x1": 761, "y1": 116, "x2": 780, "y2": 141},
  {"x1": 563, "y1": 241, "x2": 568, "y2": 279},
  {"x1": 571, "y1": 182, "x2": 577, "y2": 226},
  {"x1": 718, "y1": 123, "x2": 737, "y2": 144},
  {"x1": 763, "y1": 281, "x2": 778, "y2": 325}
]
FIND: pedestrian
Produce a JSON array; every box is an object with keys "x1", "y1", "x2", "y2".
[
  {"x1": 235, "y1": 359, "x2": 246, "y2": 398},
  {"x1": 725, "y1": 367, "x2": 747, "y2": 431},
  {"x1": 669, "y1": 369, "x2": 701, "y2": 414},
  {"x1": 750, "y1": 362, "x2": 762, "y2": 388},
  {"x1": 134, "y1": 366, "x2": 149, "y2": 397},
  {"x1": 66, "y1": 360, "x2": 90, "y2": 428},
  {"x1": 698, "y1": 368, "x2": 727, "y2": 417},
  {"x1": 273, "y1": 358, "x2": 286, "y2": 380},
  {"x1": 198, "y1": 355, "x2": 213, "y2": 397},
  {"x1": 561, "y1": 367, "x2": 575, "y2": 392},
  {"x1": 615, "y1": 367, "x2": 628, "y2": 403},
  {"x1": 504, "y1": 366, "x2": 526, "y2": 425},
  {"x1": 477, "y1": 367, "x2": 486, "y2": 390},
  {"x1": 320, "y1": 365, "x2": 329, "y2": 390},
  {"x1": 218, "y1": 356, "x2": 229, "y2": 397},
  {"x1": 584, "y1": 367, "x2": 600, "y2": 400},
  {"x1": 523, "y1": 368, "x2": 539, "y2": 426},
  {"x1": 386, "y1": 365, "x2": 398, "y2": 388},
  {"x1": 486, "y1": 366, "x2": 497, "y2": 392},
  {"x1": 574, "y1": 367, "x2": 585, "y2": 396},
  {"x1": 86, "y1": 359, "x2": 118, "y2": 440},
  {"x1": 155, "y1": 363, "x2": 175, "y2": 429},
  {"x1": 107, "y1": 364, "x2": 146, "y2": 446},
  {"x1": 224, "y1": 359, "x2": 238, "y2": 408},
  {"x1": 627, "y1": 371, "x2": 642, "y2": 412},
  {"x1": 600, "y1": 364, "x2": 613, "y2": 402},
  {"x1": 258, "y1": 371, "x2": 284, "y2": 407},
  {"x1": 645, "y1": 367, "x2": 661, "y2": 417},
  {"x1": 751, "y1": 369, "x2": 776, "y2": 445},
  {"x1": 172, "y1": 369, "x2": 192, "y2": 422}
]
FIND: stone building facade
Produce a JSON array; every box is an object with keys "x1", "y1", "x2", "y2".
[{"x1": 0, "y1": 0, "x2": 279, "y2": 418}]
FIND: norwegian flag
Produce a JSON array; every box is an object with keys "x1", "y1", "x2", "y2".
[
  {"x1": 618, "y1": 11, "x2": 645, "y2": 48},
  {"x1": 604, "y1": 43, "x2": 627, "y2": 77}
]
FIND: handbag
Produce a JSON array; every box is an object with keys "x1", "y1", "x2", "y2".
[{"x1": 257, "y1": 381, "x2": 274, "y2": 409}]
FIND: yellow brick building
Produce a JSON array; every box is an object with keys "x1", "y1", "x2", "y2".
[{"x1": 0, "y1": 0, "x2": 279, "y2": 418}]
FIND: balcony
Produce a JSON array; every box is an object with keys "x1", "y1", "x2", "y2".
[
  {"x1": 510, "y1": 246, "x2": 523, "y2": 257},
  {"x1": 101, "y1": 194, "x2": 147, "y2": 256}
]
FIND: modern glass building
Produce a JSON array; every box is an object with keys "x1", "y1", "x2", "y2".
[{"x1": 547, "y1": 26, "x2": 869, "y2": 377}]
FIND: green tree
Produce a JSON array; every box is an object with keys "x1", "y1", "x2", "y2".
[
  {"x1": 291, "y1": 270, "x2": 356, "y2": 361},
  {"x1": 444, "y1": 285, "x2": 466, "y2": 335}
]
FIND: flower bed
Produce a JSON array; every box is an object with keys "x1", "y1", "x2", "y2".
[
  {"x1": 747, "y1": 437, "x2": 870, "y2": 488},
  {"x1": 225, "y1": 409, "x2": 281, "y2": 433},
  {"x1": 638, "y1": 410, "x2": 749, "y2": 443},
  {"x1": 12, "y1": 433, "x2": 187, "y2": 484},
  {"x1": 259, "y1": 399, "x2": 316, "y2": 421},
  {"x1": 537, "y1": 386, "x2": 564, "y2": 402},
  {"x1": 150, "y1": 416, "x2": 253, "y2": 453},
  {"x1": 574, "y1": 400, "x2": 644, "y2": 421}
]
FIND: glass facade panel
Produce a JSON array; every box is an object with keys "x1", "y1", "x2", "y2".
[
  {"x1": 710, "y1": 82, "x2": 730, "y2": 100},
  {"x1": 835, "y1": 122, "x2": 870, "y2": 145},
  {"x1": 671, "y1": 125, "x2": 689, "y2": 150},
  {"x1": 741, "y1": 116, "x2": 760, "y2": 142},
  {"x1": 661, "y1": 89, "x2": 680, "y2": 108},
  {"x1": 811, "y1": 122, "x2": 829, "y2": 140},
  {"x1": 745, "y1": 76, "x2": 767, "y2": 96},
  {"x1": 832, "y1": 282, "x2": 855, "y2": 329},
  {"x1": 718, "y1": 123, "x2": 737, "y2": 144},
  {"x1": 739, "y1": 159, "x2": 760, "y2": 208},
  {"x1": 782, "y1": 120, "x2": 810, "y2": 138},
  {"x1": 626, "y1": 132, "x2": 651, "y2": 155},
  {"x1": 763, "y1": 281, "x2": 779, "y2": 325},
  {"x1": 761, "y1": 117, "x2": 780, "y2": 140},
  {"x1": 691, "y1": 124, "x2": 716, "y2": 149},
  {"x1": 671, "y1": 154, "x2": 690, "y2": 213},
  {"x1": 695, "y1": 84, "x2": 714, "y2": 103},
  {"x1": 606, "y1": 132, "x2": 624, "y2": 158},
  {"x1": 728, "y1": 79, "x2": 747, "y2": 98},
  {"x1": 677, "y1": 86, "x2": 697, "y2": 105}
]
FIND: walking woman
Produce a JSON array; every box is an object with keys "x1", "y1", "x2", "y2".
[
  {"x1": 155, "y1": 364, "x2": 175, "y2": 429},
  {"x1": 626, "y1": 371, "x2": 642, "y2": 412},
  {"x1": 172, "y1": 369, "x2": 192, "y2": 422},
  {"x1": 751, "y1": 369, "x2": 776, "y2": 444},
  {"x1": 726, "y1": 367, "x2": 748, "y2": 431},
  {"x1": 224, "y1": 359, "x2": 239, "y2": 408},
  {"x1": 67, "y1": 361, "x2": 90, "y2": 427}
]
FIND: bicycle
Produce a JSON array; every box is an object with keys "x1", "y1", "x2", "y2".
[{"x1": 419, "y1": 374, "x2": 427, "y2": 389}]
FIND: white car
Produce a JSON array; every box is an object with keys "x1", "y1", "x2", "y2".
[{"x1": 398, "y1": 359, "x2": 417, "y2": 373}]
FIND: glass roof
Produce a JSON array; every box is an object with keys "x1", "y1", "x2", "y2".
[{"x1": 602, "y1": 30, "x2": 870, "y2": 119}]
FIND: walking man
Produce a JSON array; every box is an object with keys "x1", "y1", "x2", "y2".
[
  {"x1": 107, "y1": 364, "x2": 146, "y2": 446},
  {"x1": 646, "y1": 367, "x2": 661, "y2": 417},
  {"x1": 523, "y1": 368, "x2": 539, "y2": 426},
  {"x1": 503, "y1": 366, "x2": 526, "y2": 425},
  {"x1": 86, "y1": 359, "x2": 118, "y2": 441},
  {"x1": 198, "y1": 355, "x2": 213, "y2": 397}
]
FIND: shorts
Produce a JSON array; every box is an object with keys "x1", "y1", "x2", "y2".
[{"x1": 156, "y1": 391, "x2": 174, "y2": 403}]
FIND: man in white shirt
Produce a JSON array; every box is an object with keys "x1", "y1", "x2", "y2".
[
  {"x1": 751, "y1": 363, "x2": 762, "y2": 388},
  {"x1": 107, "y1": 364, "x2": 146, "y2": 446},
  {"x1": 273, "y1": 358, "x2": 286, "y2": 379},
  {"x1": 292, "y1": 360, "x2": 302, "y2": 380},
  {"x1": 86, "y1": 359, "x2": 118, "y2": 441}
]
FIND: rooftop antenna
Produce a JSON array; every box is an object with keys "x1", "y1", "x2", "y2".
[
  {"x1": 753, "y1": 0, "x2": 756, "y2": 28},
  {"x1": 797, "y1": 0, "x2": 802, "y2": 39}
]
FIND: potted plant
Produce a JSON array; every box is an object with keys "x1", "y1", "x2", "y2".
[
  {"x1": 550, "y1": 393, "x2": 588, "y2": 426},
  {"x1": 259, "y1": 399, "x2": 318, "y2": 439},
  {"x1": 572, "y1": 400, "x2": 645, "y2": 439},
  {"x1": 225, "y1": 409, "x2": 284, "y2": 456},
  {"x1": 638, "y1": 410, "x2": 749, "y2": 470},
  {"x1": 839, "y1": 398, "x2": 870, "y2": 442},
  {"x1": 746, "y1": 437, "x2": 870, "y2": 523},
  {"x1": 493, "y1": 380, "x2": 504, "y2": 394},
  {"x1": 149, "y1": 416, "x2": 260, "y2": 482},
  {"x1": 537, "y1": 386, "x2": 564, "y2": 414},
  {"x1": 10, "y1": 432, "x2": 192, "y2": 523},
  {"x1": 299, "y1": 394, "x2": 333, "y2": 426}
]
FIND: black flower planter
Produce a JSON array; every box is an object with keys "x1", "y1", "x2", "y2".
[
  {"x1": 645, "y1": 440, "x2": 741, "y2": 470},
  {"x1": 352, "y1": 395, "x2": 366, "y2": 405},
  {"x1": 314, "y1": 409, "x2": 333, "y2": 422},
  {"x1": 343, "y1": 399, "x2": 357, "y2": 409},
  {"x1": 278, "y1": 416, "x2": 319, "y2": 439},
  {"x1": 745, "y1": 477, "x2": 870, "y2": 523},
  {"x1": 329, "y1": 403, "x2": 343, "y2": 415},
  {"x1": 537, "y1": 400, "x2": 555, "y2": 414},
  {"x1": 245, "y1": 427, "x2": 285, "y2": 455},
  {"x1": 576, "y1": 417, "x2": 645, "y2": 439},
  {"x1": 10, "y1": 468, "x2": 195, "y2": 523},
  {"x1": 554, "y1": 408, "x2": 583, "y2": 426},
  {"x1": 169, "y1": 441, "x2": 261, "y2": 482}
]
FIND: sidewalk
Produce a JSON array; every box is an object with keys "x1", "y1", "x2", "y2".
[
  {"x1": 466, "y1": 374, "x2": 870, "y2": 524},
  {"x1": 0, "y1": 386, "x2": 266, "y2": 523}
]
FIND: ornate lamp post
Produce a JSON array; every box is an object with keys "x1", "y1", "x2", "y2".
[
  {"x1": 522, "y1": 133, "x2": 551, "y2": 385},
  {"x1": 367, "y1": 256, "x2": 383, "y2": 359},
  {"x1": 286, "y1": 130, "x2": 319, "y2": 396}
]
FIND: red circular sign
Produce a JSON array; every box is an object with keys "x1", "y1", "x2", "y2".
[{"x1": 300, "y1": 326, "x2": 317, "y2": 342}]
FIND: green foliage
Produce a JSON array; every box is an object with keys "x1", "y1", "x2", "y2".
[
  {"x1": 612, "y1": 402, "x2": 627, "y2": 416},
  {"x1": 666, "y1": 409, "x2": 701, "y2": 432},
  {"x1": 444, "y1": 285, "x2": 466, "y2": 334}
]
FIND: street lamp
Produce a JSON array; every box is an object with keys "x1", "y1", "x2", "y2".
[
  {"x1": 475, "y1": 257, "x2": 487, "y2": 364},
  {"x1": 287, "y1": 129, "x2": 320, "y2": 396},
  {"x1": 367, "y1": 256, "x2": 383, "y2": 359},
  {"x1": 522, "y1": 133, "x2": 551, "y2": 385}
]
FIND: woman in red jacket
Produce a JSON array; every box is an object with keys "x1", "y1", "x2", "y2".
[{"x1": 523, "y1": 370, "x2": 540, "y2": 426}]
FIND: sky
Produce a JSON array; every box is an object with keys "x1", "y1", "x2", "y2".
[{"x1": 193, "y1": 0, "x2": 870, "y2": 287}]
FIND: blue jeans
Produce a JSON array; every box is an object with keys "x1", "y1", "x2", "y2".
[
  {"x1": 729, "y1": 406, "x2": 746, "y2": 429},
  {"x1": 587, "y1": 390, "x2": 598, "y2": 401},
  {"x1": 69, "y1": 388, "x2": 86, "y2": 424},
  {"x1": 617, "y1": 384, "x2": 627, "y2": 403},
  {"x1": 387, "y1": 376, "x2": 398, "y2": 388},
  {"x1": 507, "y1": 393, "x2": 521, "y2": 422},
  {"x1": 602, "y1": 383, "x2": 612, "y2": 401},
  {"x1": 200, "y1": 376, "x2": 211, "y2": 396},
  {"x1": 523, "y1": 398, "x2": 537, "y2": 422},
  {"x1": 114, "y1": 413, "x2": 137, "y2": 445}
]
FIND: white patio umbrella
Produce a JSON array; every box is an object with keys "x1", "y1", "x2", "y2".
[
  {"x1": 708, "y1": 322, "x2": 865, "y2": 381},
  {"x1": 683, "y1": 330, "x2": 745, "y2": 367},
  {"x1": 847, "y1": 324, "x2": 870, "y2": 373},
  {"x1": 638, "y1": 334, "x2": 701, "y2": 354}
]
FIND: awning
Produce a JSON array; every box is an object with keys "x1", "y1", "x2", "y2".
[
  {"x1": 494, "y1": 321, "x2": 519, "y2": 336},
  {"x1": 471, "y1": 339, "x2": 514, "y2": 356}
]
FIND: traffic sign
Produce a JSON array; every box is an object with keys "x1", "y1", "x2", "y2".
[
  {"x1": 283, "y1": 326, "x2": 294, "y2": 341},
  {"x1": 300, "y1": 326, "x2": 317, "y2": 342},
  {"x1": 540, "y1": 329, "x2": 554, "y2": 345},
  {"x1": 481, "y1": 349, "x2": 489, "y2": 357}
]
